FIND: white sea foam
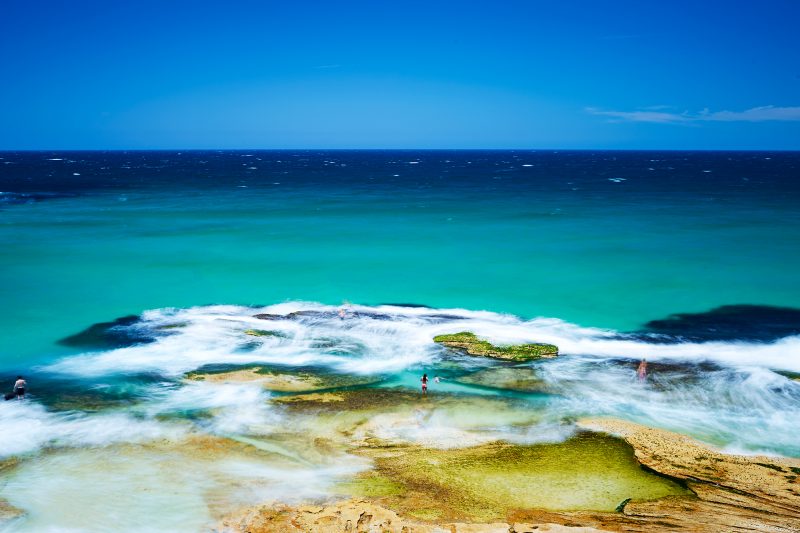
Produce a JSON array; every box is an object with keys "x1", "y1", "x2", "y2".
[
  {"x1": 36, "y1": 302, "x2": 800, "y2": 456},
  {"x1": 357, "y1": 408, "x2": 572, "y2": 449},
  {"x1": 540, "y1": 356, "x2": 800, "y2": 456},
  {"x1": 143, "y1": 381, "x2": 280, "y2": 435},
  {"x1": 0, "y1": 444, "x2": 366, "y2": 532},
  {"x1": 217, "y1": 458, "x2": 369, "y2": 505},
  {"x1": 0, "y1": 400, "x2": 183, "y2": 458},
  {"x1": 43, "y1": 302, "x2": 800, "y2": 379}
]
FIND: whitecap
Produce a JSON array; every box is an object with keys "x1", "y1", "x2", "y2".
[
  {"x1": 0, "y1": 400, "x2": 184, "y2": 458},
  {"x1": 143, "y1": 381, "x2": 279, "y2": 436},
  {"x1": 42, "y1": 301, "x2": 800, "y2": 393}
]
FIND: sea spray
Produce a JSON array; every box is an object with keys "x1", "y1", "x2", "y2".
[
  {"x1": 0, "y1": 400, "x2": 183, "y2": 458},
  {"x1": 35, "y1": 301, "x2": 800, "y2": 456},
  {"x1": 43, "y1": 302, "x2": 800, "y2": 376}
]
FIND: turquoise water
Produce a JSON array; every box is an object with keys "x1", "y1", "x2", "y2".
[
  {"x1": 2, "y1": 150, "x2": 799, "y2": 366},
  {"x1": 1, "y1": 150, "x2": 800, "y2": 531}
]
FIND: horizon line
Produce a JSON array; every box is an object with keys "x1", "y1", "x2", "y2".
[{"x1": 1, "y1": 147, "x2": 799, "y2": 153}]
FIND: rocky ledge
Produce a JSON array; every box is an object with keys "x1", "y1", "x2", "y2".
[
  {"x1": 224, "y1": 499, "x2": 603, "y2": 532},
  {"x1": 227, "y1": 418, "x2": 800, "y2": 532},
  {"x1": 504, "y1": 419, "x2": 800, "y2": 532},
  {"x1": 434, "y1": 332, "x2": 558, "y2": 361},
  {"x1": 560, "y1": 418, "x2": 800, "y2": 532},
  {"x1": 185, "y1": 366, "x2": 378, "y2": 392}
]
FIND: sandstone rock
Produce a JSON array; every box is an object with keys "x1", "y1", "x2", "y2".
[
  {"x1": 572, "y1": 418, "x2": 800, "y2": 532},
  {"x1": 223, "y1": 499, "x2": 605, "y2": 532},
  {"x1": 224, "y1": 416, "x2": 800, "y2": 532}
]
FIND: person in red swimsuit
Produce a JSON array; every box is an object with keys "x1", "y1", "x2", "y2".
[{"x1": 421, "y1": 373, "x2": 428, "y2": 395}]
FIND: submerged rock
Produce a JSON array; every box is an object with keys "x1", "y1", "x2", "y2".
[
  {"x1": 243, "y1": 329, "x2": 287, "y2": 338},
  {"x1": 434, "y1": 332, "x2": 558, "y2": 361},
  {"x1": 454, "y1": 367, "x2": 551, "y2": 393},
  {"x1": 0, "y1": 498, "x2": 24, "y2": 523},
  {"x1": 252, "y1": 313, "x2": 283, "y2": 321},
  {"x1": 350, "y1": 432, "x2": 689, "y2": 521},
  {"x1": 637, "y1": 304, "x2": 800, "y2": 342},
  {"x1": 186, "y1": 366, "x2": 378, "y2": 393},
  {"x1": 253, "y1": 306, "x2": 470, "y2": 325},
  {"x1": 253, "y1": 309, "x2": 395, "y2": 321},
  {"x1": 187, "y1": 367, "x2": 325, "y2": 392},
  {"x1": 57, "y1": 315, "x2": 155, "y2": 349},
  {"x1": 419, "y1": 313, "x2": 470, "y2": 324}
]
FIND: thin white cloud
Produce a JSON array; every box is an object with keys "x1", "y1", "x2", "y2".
[
  {"x1": 586, "y1": 108, "x2": 690, "y2": 123},
  {"x1": 587, "y1": 105, "x2": 800, "y2": 124},
  {"x1": 700, "y1": 106, "x2": 800, "y2": 122}
]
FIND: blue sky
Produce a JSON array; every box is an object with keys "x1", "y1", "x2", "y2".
[{"x1": 2, "y1": 0, "x2": 799, "y2": 149}]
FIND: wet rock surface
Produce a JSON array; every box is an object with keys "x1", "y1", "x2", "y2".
[
  {"x1": 634, "y1": 304, "x2": 800, "y2": 343},
  {"x1": 434, "y1": 332, "x2": 558, "y2": 361},
  {"x1": 228, "y1": 416, "x2": 800, "y2": 532},
  {"x1": 224, "y1": 499, "x2": 605, "y2": 532},
  {"x1": 57, "y1": 315, "x2": 155, "y2": 349},
  {"x1": 186, "y1": 366, "x2": 379, "y2": 392}
]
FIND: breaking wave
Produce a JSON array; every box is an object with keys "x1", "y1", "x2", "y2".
[{"x1": 43, "y1": 301, "x2": 800, "y2": 377}]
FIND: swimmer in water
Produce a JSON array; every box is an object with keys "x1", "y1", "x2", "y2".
[
  {"x1": 637, "y1": 359, "x2": 647, "y2": 382},
  {"x1": 421, "y1": 373, "x2": 428, "y2": 395}
]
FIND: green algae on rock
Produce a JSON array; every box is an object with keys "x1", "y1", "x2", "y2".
[
  {"x1": 335, "y1": 473, "x2": 407, "y2": 498},
  {"x1": 187, "y1": 366, "x2": 326, "y2": 392},
  {"x1": 0, "y1": 498, "x2": 24, "y2": 523},
  {"x1": 186, "y1": 365, "x2": 380, "y2": 393},
  {"x1": 243, "y1": 329, "x2": 286, "y2": 338},
  {"x1": 434, "y1": 332, "x2": 558, "y2": 361},
  {"x1": 352, "y1": 432, "x2": 690, "y2": 522}
]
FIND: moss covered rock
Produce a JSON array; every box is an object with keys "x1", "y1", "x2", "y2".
[
  {"x1": 433, "y1": 332, "x2": 558, "y2": 361},
  {"x1": 186, "y1": 365, "x2": 380, "y2": 393},
  {"x1": 349, "y1": 432, "x2": 689, "y2": 521},
  {"x1": 244, "y1": 329, "x2": 286, "y2": 338}
]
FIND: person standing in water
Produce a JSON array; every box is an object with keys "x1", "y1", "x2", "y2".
[
  {"x1": 421, "y1": 373, "x2": 428, "y2": 395},
  {"x1": 14, "y1": 376, "x2": 26, "y2": 399},
  {"x1": 637, "y1": 359, "x2": 647, "y2": 382}
]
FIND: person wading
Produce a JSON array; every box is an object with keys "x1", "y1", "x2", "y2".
[
  {"x1": 637, "y1": 359, "x2": 648, "y2": 382},
  {"x1": 13, "y1": 376, "x2": 26, "y2": 399}
]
